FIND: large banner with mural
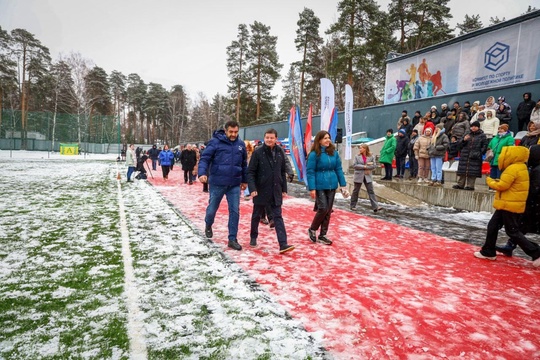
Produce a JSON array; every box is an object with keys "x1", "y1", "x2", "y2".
[{"x1": 384, "y1": 16, "x2": 540, "y2": 104}]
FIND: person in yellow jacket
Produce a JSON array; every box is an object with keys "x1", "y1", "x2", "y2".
[{"x1": 474, "y1": 146, "x2": 540, "y2": 266}]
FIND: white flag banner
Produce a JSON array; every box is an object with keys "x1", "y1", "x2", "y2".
[
  {"x1": 320, "y1": 78, "x2": 335, "y2": 132},
  {"x1": 344, "y1": 84, "x2": 353, "y2": 160}
]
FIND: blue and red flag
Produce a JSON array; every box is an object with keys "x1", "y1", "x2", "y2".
[
  {"x1": 304, "y1": 103, "x2": 313, "y2": 155},
  {"x1": 328, "y1": 107, "x2": 338, "y2": 143},
  {"x1": 288, "y1": 105, "x2": 307, "y2": 185}
]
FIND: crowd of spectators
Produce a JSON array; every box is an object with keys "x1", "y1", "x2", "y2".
[{"x1": 384, "y1": 92, "x2": 540, "y2": 191}]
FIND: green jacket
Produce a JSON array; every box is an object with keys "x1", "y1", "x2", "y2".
[
  {"x1": 488, "y1": 132, "x2": 515, "y2": 166},
  {"x1": 379, "y1": 134, "x2": 397, "y2": 164}
]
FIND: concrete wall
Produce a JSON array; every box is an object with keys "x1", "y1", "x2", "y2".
[{"x1": 377, "y1": 181, "x2": 495, "y2": 213}]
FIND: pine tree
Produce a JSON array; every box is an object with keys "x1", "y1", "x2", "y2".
[
  {"x1": 9, "y1": 28, "x2": 51, "y2": 149},
  {"x1": 84, "y1": 66, "x2": 112, "y2": 142},
  {"x1": 294, "y1": 7, "x2": 323, "y2": 114},
  {"x1": 168, "y1": 85, "x2": 188, "y2": 145},
  {"x1": 126, "y1": 73, "x2": 147, "y2": 143},
  {"x1": 277, "y1": 65, "x2": 300, "y2": 120},
  {"x1": 247, "y1": 21, "x2": 282, "y2": 124},
  {"x1": 49, "y1": 61, "x2": 76, "y2": 147},
  {"x1": 327, "y1": 0, "x2": 396, "y2": 108},
  {"x1": 388, "y1": 0, "x2": 454, "y2": 53},
  {"x1": 0, "y1": 27, "x2": 17, "y2": 131},
  {"x1": 226, "y1": 24, "x2": 250, "y2": 124},
  {"x1": 145, "y1": 82, "x2": 168, "y2": 144},
  {"x1": 489, "y1": 16, "x2": 506, "y2": 25},
  {"x1": 456, "y1": 14, "x2": 483, "y2": 35}
]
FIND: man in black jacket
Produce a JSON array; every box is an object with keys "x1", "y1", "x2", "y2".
[
  {"x1": 517, "y1": 92, "x2": 535, "y2": 132},
  {"x1": 247, "y1": 128, "x2": 294, "y2": 254},
  {"x1": 148, "y1": 145, "x2": 159, "y2": 171}
]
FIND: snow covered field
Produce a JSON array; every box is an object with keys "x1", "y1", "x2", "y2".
[
  {"x1": 0, "y1": 152, "x2": 325, "y2": 359},
  {"x1": 2, "y1": 151, "x2": 539, "y2": 360}
]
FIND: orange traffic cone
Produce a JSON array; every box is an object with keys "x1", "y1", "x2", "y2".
[{"x1": 117, "y1": 172, "x2": 121, "y2": 180}]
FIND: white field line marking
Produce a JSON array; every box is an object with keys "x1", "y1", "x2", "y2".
[{"x1": 117, "y1": 181, "x2": 148, "y2": 359}]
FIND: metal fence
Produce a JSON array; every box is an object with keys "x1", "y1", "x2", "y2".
[{"x1": 0, "y1": 110, "x2": 119, "y2": 152}]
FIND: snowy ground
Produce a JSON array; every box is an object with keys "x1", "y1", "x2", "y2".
[
  {"x1": 0, "y1": 152, "x2": 326, "y2": 359},
  {"x1": 2, "y1": 151, "x2": 539, "y2": 360}
]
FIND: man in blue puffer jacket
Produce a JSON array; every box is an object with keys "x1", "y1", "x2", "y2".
[{"x1": 198, "y1": 120, "x2": 248, "y2": 251}]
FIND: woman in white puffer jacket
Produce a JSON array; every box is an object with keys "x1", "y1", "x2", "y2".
[{"x1": 479, "y1": 109, "x2": 499, "y2": 140}]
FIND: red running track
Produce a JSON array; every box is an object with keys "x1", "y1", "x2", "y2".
[{"x1": 148, "y1": 167, "x2": 540, "y2": 359}]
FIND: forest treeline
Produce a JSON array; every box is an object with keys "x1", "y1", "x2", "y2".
[{"x1": 0, "y1": 0, "x2": 535, "y2": 147}]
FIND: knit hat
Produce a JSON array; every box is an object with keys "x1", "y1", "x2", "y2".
[
  {"x1": 431, "y1": 105, "x2": 437, "y2": 110},
  {"x1": 441, "y1": 103, "x2": 447, "y2": 108},
  {"x1": 498, "y1": 124, "x2": 509, "y2": 132},
  {"x1": 436, "y1": 123, "x2": 444, "y2": 130},
  {"x1": 471, "y1": 121, "x2": 481, "y2": 128},
  {"x1": 399, "y1": 129, "x2": 406, "y2": 135},
  {"x1": 473, "y1": 100, "x2": 480, "y2": 105}
]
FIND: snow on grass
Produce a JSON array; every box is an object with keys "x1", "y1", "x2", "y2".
[{"x1": 0, "y1": 153, "x2": 325, "y2": 359}]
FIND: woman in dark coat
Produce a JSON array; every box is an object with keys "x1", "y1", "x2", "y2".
[{"x1": 453, "y1": 121, "x2": 488, "y2": 190}]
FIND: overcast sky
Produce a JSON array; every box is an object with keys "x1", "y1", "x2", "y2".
[{"x1": 1, "y1": 0, "x2": 538, "y2": 101}]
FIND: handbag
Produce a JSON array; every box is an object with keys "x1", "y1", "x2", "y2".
[{"x1": 484, "y1": 149, "x2": 494, "y2": 162}]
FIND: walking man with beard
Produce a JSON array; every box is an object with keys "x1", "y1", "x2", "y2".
[{"x1": 198, "y1": 121, "x2": 248, "y2": 251}]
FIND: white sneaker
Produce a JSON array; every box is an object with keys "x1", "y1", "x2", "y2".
[
  {"x1": 417, "y1": 178, "x2": 423, "y2": 183},
  {"x1": 533, "y1": 257, "x2": 540, "y2": 268},
  {"x1": 474, "y1": 251, "x2": 496, "y2": 261}
]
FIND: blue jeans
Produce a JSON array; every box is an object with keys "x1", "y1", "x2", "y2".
[
  {"x1": 151, "y1": 159, "x2": 157, "y2": 170},
  {"x1": 430, "y1": 157, "x2": 443, "y2": 181},
  {"x1": 205, "y1": 184, "x2": 240, "y2": 241},
  {"x1": 127, "y1": 166, "x2": 135, "y2": 181}
]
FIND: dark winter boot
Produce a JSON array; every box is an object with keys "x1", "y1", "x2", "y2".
[{"x1": 495, "y1": 240, "x2": 517, "y2": 257}]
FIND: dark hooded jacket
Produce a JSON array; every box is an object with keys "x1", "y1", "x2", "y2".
[
  {"x1": 148, "y1": 145, "x2": 159, "y2": 160},
  {"x1": 399, "y1": 119, "x2": 413, "y2": 137},
  {"x1": 457, "y1": 128, "x2": 488, "y2": 178},
  {"x1": 517, "y1": 92, "x2": 535, "y2": 123},
  {"x1": 395, "y1": 133, "x2": 409, "y2": 158}
]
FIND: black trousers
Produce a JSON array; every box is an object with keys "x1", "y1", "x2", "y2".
[
  {"x1": 250, "y1": 203, "x2": 287, "y2": 247},
  {"x1": 382, "y1": 162, "x2": 393, "y2": 179},
  {"x1": 310, "y1": 189, "x2": 336, "y2": 236},
  {"x1": 409, "y1": 156, "x2": 418, "y2": 178},
  {"x1": 161, "y1": 165, "x2": 170, "y2": 179},
  {"x1": 481, "y1": 209, "x2": 540, "y2": 259},
  {"x1": 184, "y1": 169, "x2": 193, "y2": 183}
]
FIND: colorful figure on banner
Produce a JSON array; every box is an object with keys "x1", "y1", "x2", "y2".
[
  {"x1": 426, "y1": 80, "x2": 434, "y2": 97},
  {"x1": 414, "y1": 80, "x2": 424, "y2": 99},
  {"x1": 387, "y1": 79, "x2": 409, "y2": 101},
  {"x1": 406, "y1": 63, "x2": 417, "y2": 89},
  {"x1": 402, "y1": 82, "x2": 413, "y2": 101},
  {"x1": 418, "y1": 58, "x2": 430, "y2": 85},
  {"x1": 430, "y1": 70, "x2": 444, "y2": 96}
]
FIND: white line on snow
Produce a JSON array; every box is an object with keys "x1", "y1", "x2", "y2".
[{"x1": 117, "y1": 180, "x2": 148, "y2": 359}]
